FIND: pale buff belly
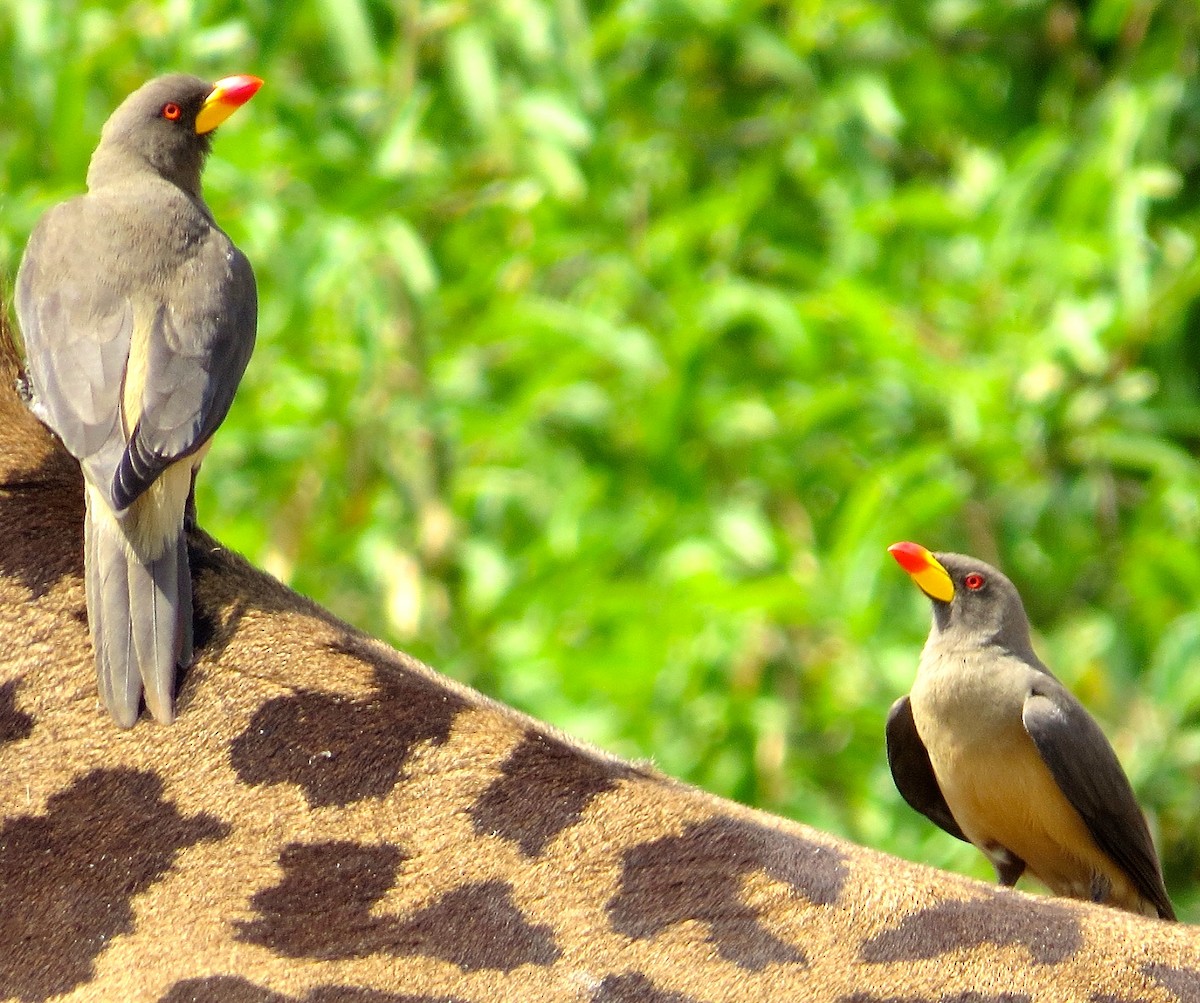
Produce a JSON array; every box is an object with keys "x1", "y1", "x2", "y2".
[{"x1": 914, "y1": 704, "x2": 1153, "y2": 915}]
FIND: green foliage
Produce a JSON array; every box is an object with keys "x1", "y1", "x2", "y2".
[{"x1": 3, "y1": 0, "x2": 1200, "y2": 917}]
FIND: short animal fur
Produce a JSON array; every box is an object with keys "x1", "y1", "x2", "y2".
[{"x1": 1, "y1": 326, "x2": 1197, "y2": 1001}]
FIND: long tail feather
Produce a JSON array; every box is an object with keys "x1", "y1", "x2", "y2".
[
  {"x1": 84, "y1": 484, "x2": 190, "y2": 727},
  {"x1": 85, "y1": 492, "x2": 141, "y2": 727},
  {"x1": 131, "y1": 536, "x2": 181, "y2": 724}
]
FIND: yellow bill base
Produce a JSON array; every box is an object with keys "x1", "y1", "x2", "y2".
[{"x1": 910, "y1": 562, "x2": 954, "y2": 603}]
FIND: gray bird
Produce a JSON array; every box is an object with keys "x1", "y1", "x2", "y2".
[
  {"x1": 886, "y1": 541, "x2": 1174, "y2": 920},
  {"x1": 16, "y1": 73, "x2": 262, "y2": 727}
]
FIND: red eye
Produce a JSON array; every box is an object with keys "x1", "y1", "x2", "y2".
[
  {"x1": 162, "y1": 102, "x2": 182, "y2": 121},
  {"x1": 965, "y1": 573, "x2": 986, "y2": 591}
]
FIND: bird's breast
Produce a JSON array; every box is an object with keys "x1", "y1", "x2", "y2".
[
  {"x1": 907, "y1": 648, "x2": 1151, "y2": 911},
  {"x1": 909, "y1": 647, "x2": 1029, "y2": 746}
]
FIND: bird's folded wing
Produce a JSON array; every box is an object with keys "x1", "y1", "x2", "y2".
[
  {"x1": 1022, "y1": 689, "x2": 1174, "y2": 919},
  {"x1": 15, "y1": 202, "x2": 134, "y2": 480},
  {"x1": 113, "y1": 233, "x2": 257, "y2": 509},
  {"x1": 886, "y1": 695, "x2": 968, "y2": 843}
]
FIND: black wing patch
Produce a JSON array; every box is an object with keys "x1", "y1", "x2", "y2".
[
  {"x1": 1022, "y1": 689, "x2": 1174, "y2": 920},
  {"x1": 886, "y1": 695, "x2": 968, "y2": 843}
]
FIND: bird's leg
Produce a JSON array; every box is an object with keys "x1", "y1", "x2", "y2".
[
  {"x1": 988, "y1": 846, "x2": 1026, "y2": 886},
  {"x1": 15, "y1": 370, "x2": 50, "y2": 425},
  {"x1": 15, "y1": 371, "x2": 34, "y2": 405},
  {"x1": 1089, "y1": 872, "x2": 1113, "y2": 903},
  {"x1": 184, "y1": 471, "x2": 199, "y2": 532}
]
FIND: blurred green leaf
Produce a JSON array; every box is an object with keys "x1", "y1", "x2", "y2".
[{"x1": 3, "y1": 0, "x2": 1200, "y2": 920}]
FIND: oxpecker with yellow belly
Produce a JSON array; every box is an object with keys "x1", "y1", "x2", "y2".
[{"x1": 886, "y1": 541, "x2": 1173, "y2": 920}]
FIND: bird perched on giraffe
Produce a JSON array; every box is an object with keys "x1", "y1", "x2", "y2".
[
  {"x1": 16, "y1": 73, "x2": 262, "y2": 727},
  {"x1": 886, "y1": 541, "x2": 1173, "y2": 920}
]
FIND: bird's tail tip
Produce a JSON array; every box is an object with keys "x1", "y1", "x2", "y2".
[{"x1": 86, "y1": 503, "x2": 190, "y2": 727}]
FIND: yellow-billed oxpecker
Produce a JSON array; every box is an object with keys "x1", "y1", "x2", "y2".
[
  {"x1": 16, "y1": 74, "x2": 262, "y2": 727},
  {"x1": 886, "y1": 541, "x2": 1173, "y2": 919}
]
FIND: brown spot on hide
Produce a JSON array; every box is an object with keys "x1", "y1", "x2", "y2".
[
  {"x1": 186, "y1": 536, "x2": 218, "y2": 652},
  {"x1": 392, "y1": 878, "x2": 561, "y2": 972},
  {"x1": 470, "y1": 730, "x2": 632, "y2": 856},
  {"x1": 0, "y1": 429, "x2": 85, "y2": 599},
  {"x1": 608, "y1": 815, "x2": 847, "y2": 970},
  {"x1": 307, "y1": 993, "x2": 467, "y2": 1003},
  {"x1": 841, "y1": 995, "x2": 1032, "y2": 1003},
  {"x1": 158, "y1": 977, "x2": 468, "y2": 1003},
  {"x1": 0, "y1": 769, "x2": 230, "y2": 1001},
  {"x1": 236, "y1": 841, "x2": 404, "y2": 958},
  {"x1": 592, "y1": 973, "x2": 708, "y2": 1003},
  {"x1": 1144, "y1": 963, "x2": 1200, "y2": 1001},
  {"x1": 229, "y1": 660, "x2": 467, "y2": 807},
  {"x1": 858, "y1": 897, "x2": 1081, "y2": 965},
  {"x1": 159, "y1": 977, "x2": 292, "y2": 1003},
  {"x1": 238, "y1": 842, "x2": 559, "y2": 972},
  {"x1": 0, "y1": 678, "x2": 34, "y2": 744}
]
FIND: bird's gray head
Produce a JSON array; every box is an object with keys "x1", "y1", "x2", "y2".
[
  {"x1": 87, "y1": 73, "x2": 261, "y2": 198},
  {"x1": 889, "y1": 542, "x2": 1038, "y2": 661}
]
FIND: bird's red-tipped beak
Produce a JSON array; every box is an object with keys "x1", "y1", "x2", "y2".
[
  {"x1": 195, "y1": 74, "x2": 263, "y2": 135},
  {"x1": 888, "y1": 542, "x2": 955, "y2": 603}
]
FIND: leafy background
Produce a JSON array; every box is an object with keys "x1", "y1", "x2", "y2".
[{"x1": 2, "y1": 0, "x2": 1199, "y2": 919}]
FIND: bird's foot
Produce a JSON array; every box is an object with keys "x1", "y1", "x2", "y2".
[
  {"x1": 987, "y1": 845, "x2": 1026, "y2": 887},
  {"x1": 1089, "y1": 873, "x2": 1113, "y2": 904}
]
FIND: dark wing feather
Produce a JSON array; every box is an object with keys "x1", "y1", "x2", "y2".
[
  {"x1": 113, "y1": 232, "x2": 256, "y2": 508},
  {"x1": 1022, "y1": 688, "x2": 1174, "y2": 920},
  {"x1": 15, "y1": 200, "x2": 134, "y2": 480},
  {"x1": 886, "y1": 695, "x2": 968, "y2": 843}
]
